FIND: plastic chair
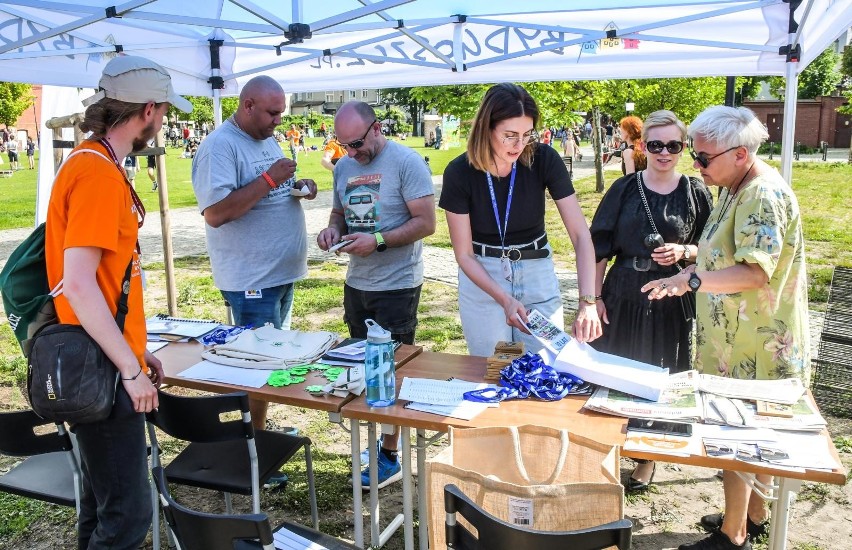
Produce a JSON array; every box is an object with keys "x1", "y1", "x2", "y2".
[
  {"x1": 146, "y1": 390, "x2": 318, "y2": 527},
  {"x1": 0, "y1": 409, "x2": 82, "y2": 516},
  {"x1": 152, "y1": 467, "x2": 358, "y2": 550},
  {"x1": 444, "y1": 484, "x2": 632, "y2": 550}
]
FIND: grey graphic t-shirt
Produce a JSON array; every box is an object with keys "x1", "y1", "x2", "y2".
[{"x1": 332, "y1": 141, "x2": 434, "y2": 291}]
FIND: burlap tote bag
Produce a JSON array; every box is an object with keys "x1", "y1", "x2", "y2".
[{"x1": 427, "y1": 425, "x2": 623, "y2": 548}]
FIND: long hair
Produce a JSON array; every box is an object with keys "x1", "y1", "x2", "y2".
[
  {"x1": 619, "y1": 115, "x2": 647, "y2": 171},
  {"x1": 467, "y1": 83, "x2": 540, "y2": 172},
  {"x1": 79, "y1": 98, "x2": 151, "y2": 138}
]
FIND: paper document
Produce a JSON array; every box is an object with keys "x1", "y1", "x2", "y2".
[
  {"x1": 698, "y1": 374, "x2": 805, "y2": 405},
  {"x1": 145, "y1": 341, "x2": 169, "y2": 353},
  {"x1": 178, "y1": 360, "x2": 270, "y2": 388},
  {"x1": 624, "y1": 430, "x2": 702, "y2": 457},
  {"x1": 405, "y1": 401, "x2": 490, "y2": 421},
  {"x1": 273, "y1": 526, "x2": 329, "y2": 550},
  {"x1": 399, "y1": 377, "x2": 490, "y2": 406},
  {"x1": 146, "y1": 314, "x2": 220, "y2": 338}
]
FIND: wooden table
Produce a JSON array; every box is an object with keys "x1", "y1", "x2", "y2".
[
  {"x1": 155, "y1": 341, "x2": 423, "y2": 413},
  {"x1": 340, "y1": 351, "x2": 848, "y2": 550}
]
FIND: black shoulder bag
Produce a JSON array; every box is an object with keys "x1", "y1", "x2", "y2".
[{"x1": 27, "y1": 260, "x2": 134, "y2": 424}]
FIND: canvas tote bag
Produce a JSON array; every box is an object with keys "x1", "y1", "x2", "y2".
[{"x1": 426, "y1": 425, "x2": 624, "y2": 549}]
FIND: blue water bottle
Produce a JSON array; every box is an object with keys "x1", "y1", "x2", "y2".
[{"x1": 364, "y1": 319, "x2": 396, "y2": 407}]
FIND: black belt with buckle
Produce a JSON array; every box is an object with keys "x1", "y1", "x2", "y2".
[
  {"x1": 474, "y1": 235, "x2": 550, "y2": 261},
  {"x1": 614, "y1": 256, "x2": 678, "y2": 273}
]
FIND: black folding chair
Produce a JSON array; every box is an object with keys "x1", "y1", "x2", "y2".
[
  {"x1": 152, "y1": 467, "x2": 357, "y2": 550},
  {"x1": 444, "y1": 484, "x2": 632, "y2": 550},
  {"x1": 146, "y1": 390, "x2": 318, "y2": 527},
  {"x1": 0, "y1": 409, "x2": 82, "y2": 516}
]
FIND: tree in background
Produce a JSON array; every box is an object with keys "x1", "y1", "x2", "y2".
[
  {"x1": 0, "y1": 82, "x2": 34, "y2": 129},
  {"x1": 167, "y1": 96, "x2": 239, "y2": 128},
  {"x1": 767, "y1": 47, "x2": 841, "y2": 99}
]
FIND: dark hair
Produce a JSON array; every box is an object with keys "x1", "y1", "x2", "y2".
[
  {"x1": 79, "y1": 98, "x2": 153, "y2": 138},
  {"x1": 467, "y1": 83, "x2": 540, "y2": 172}
]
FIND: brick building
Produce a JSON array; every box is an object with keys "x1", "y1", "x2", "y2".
[
  {"x1": 744, "y1": 95, "x2": 851, "y2": 148},
  {"x1": 9, "y1": 84, "x2": 43, "y2": 142}
]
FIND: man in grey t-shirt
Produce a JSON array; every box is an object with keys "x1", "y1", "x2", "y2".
[
  {"x1": 192, "y1": 75, "x2": 317, "y2": 429},
  {"x1": 317, "y1": 101, "x2": 435, "y2": 489}
]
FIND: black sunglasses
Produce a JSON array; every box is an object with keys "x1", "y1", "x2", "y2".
[
  {"x1": 340, "y1": 118, "x2": 377, "y2": 149},
  {"x1": 689, "y1": 146, "x2": 741, "y2": 169},
  {"x1": 645, "y1": 140, "x2": 684, "y2": 154}
]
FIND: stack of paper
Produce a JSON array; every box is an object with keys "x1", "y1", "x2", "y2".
[
  {"x1": 319, "y1": 339, "x2": 367, "y2": 367},
  {"x1": 703, "y1": 394, "x2": 826, "y2": 432},
  {"x1": 584, "y1": 370, "x2": 702, "y2": 421},
  {"x1": 399, "y1": 377, "x2": 495, "y2": 421},
  {"x1": 700, "y1": 428, "x2": 841, "y2": 471},
  {"x1": 273, "y1": 526, "x2": 329, "y2": 549}
]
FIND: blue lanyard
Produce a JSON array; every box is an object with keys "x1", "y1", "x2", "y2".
[
  {"x1": 464, "y1": 353, "x2": 585, "y2": 403},
  {"x1": 485, "y1": 163, "x2": 517, "y2": 250}
]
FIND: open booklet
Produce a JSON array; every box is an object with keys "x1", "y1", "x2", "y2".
[{"x1": 584, "y1": 370, "x2": 702, "y2": 421}]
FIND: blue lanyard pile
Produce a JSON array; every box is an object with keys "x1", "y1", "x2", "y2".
[
  {"x1": 464, "y1": 352, "x2": 584, "y2": 403},
  {"x1": 201, "y1": 324, "x2": 252, "y2": 346}
]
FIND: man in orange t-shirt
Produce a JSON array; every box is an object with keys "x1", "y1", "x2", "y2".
[
  {"x1": 44, "y1": 55, "x2": 192, "y2": 550},
  {"x1": 320, "y1": 135, "x2": 346, "y2": 171},
  {"x1": 285, "y1": 123, "x2": 301, "y2": 160}
]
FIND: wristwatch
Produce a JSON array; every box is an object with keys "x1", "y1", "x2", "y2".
[
  {"x1": 578, "y1": 294, "x2": 597, "y2": 305},
  {"x1": 688, "y1": 272, "x2": 702, "y2": 292},
  {"x1": 682, "y1": 245, "x2": 691, "y2": 260},
  {"x1": 375, "y1": 232, "x2": 388, "y2": 252}
]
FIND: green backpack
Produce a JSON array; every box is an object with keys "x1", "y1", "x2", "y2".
[{"x1": 0, "y1": 222, "x2": 59, "y2": 357}]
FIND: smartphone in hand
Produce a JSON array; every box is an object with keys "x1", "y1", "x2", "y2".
[
  {"x1": 627, "y1": 418, "x2": 692, "y2": 437},
  {"x1": 328, "y1": 239, "x2": 353, "y2": 253}
]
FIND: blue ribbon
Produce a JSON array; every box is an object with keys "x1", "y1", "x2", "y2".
[
  {"x1": 464, "y1": 352, "x2": 584, "y2": 403},
  {"x1": 201, "y1": 324, "x2": 252, "y2": 346}
]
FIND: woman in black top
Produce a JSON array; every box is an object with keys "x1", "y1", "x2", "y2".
[
  {"x1": 590, "y1": 110, "x2": 713, "y2": 490},
  {"x1": 439, "y1": 83, "x2": 601, "y2": 358}
]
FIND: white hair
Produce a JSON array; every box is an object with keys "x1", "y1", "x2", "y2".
[{"x1": 688, "y1": 106, "x2": 768, "y2": 154}]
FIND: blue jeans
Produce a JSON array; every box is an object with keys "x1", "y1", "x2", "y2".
[
  {"x1": 221, "y1": 283, "x2": 294, "y2": 330},
  {"x1": 458, "y1": 246, "x2": 563, "y2": 357},
  {"x1": 73, "y1": 410, "x2": 152, "y2": 550}
]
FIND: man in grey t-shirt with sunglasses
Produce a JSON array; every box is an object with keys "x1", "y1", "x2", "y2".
[{"x1": 317, "y1": 101, "x2": 434, "y2": 489}]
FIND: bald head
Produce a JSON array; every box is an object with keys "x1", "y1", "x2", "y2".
[
  {"x1": 240, "y1": 75, "x2": 284, "y2": 103},
  {"x1": 335, "y1": 101, "x2": 384, "y2": 165},
  {"x1": 235, "y1": 75, "x2": 285, "y2": 140},
  {"x1": 336, "y1": 101, "x2": 375, "y2": 126}
]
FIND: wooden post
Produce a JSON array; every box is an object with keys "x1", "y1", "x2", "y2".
[{"x1": 153, "y1": 124, "x2": 178, "y2": 315}]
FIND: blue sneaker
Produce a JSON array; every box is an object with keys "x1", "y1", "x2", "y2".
[
  {"x1": 360, "y1": 438, "x2": 381, "y2": 466},
  {"x1": 360, "y1": 451, "x2": 401, "y2": 490}
]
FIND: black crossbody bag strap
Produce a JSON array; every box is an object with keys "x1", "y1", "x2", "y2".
[{"x1": 114, "y1": 259, "x2": 134, "y2": 333}]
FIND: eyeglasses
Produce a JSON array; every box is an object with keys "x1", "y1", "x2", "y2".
[
  {"x1": 501, "y1": 131, "x2": 538, "y2": 147},
  {"x1": 340, "y1": 119, "x2": 376, "y2": 149},
  {"x1": 645, "y1": 140, "x2": 685, "y2": 155},
  {"x1": 690, "y1": 146, "x2": 741, "y2": 169}
]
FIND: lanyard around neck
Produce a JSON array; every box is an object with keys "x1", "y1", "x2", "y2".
[
  {"x1": 99, "y1": 138, "x2": 146, "y2": 229},
  {"x1": 485, "y1": 162, "x2": 517, "y2": 249}
]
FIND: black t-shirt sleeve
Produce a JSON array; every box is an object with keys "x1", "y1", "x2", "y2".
[
  {"x1": 689, "y1": 176, "x2": 714, "y2": 243},
  {"x1": 538, "y1": 145, "x2": 575, "y2": 201},
  {"x1": 590, "y1": 174, "x2": 634, "y2": 262},
  {"x1": 438, "y1": 154, "x2": 472, "y2": 214}
]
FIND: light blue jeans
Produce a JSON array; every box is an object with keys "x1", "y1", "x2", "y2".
[{"x1": 458, "y1": 246, "x2": 564, "y2": 357}]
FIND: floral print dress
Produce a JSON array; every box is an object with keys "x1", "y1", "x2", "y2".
[{"x1": 695, "y1": 169, "x2": 810, "y2": 384}]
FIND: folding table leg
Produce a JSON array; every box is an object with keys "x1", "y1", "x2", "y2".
[
  {"x1": 768, "y1": 477, "x2": 801, "y2": 550},
  {"x1": 401, "y1": 426, "x2": 414, "y2": 549},
  {"x1": 417, "y1": 429, "x2": 428, "y2": 550},
  {"x1": 351, "y1": 420, "x2": 364, "y2": 548}
]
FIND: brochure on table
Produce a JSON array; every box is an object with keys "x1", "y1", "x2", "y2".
[
  {"x1": 584, "y1": 370, "x2": 702, "y2": 421},
  {"x1": 399, "y1": 377, "x2": 495, "y2": 421}
]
